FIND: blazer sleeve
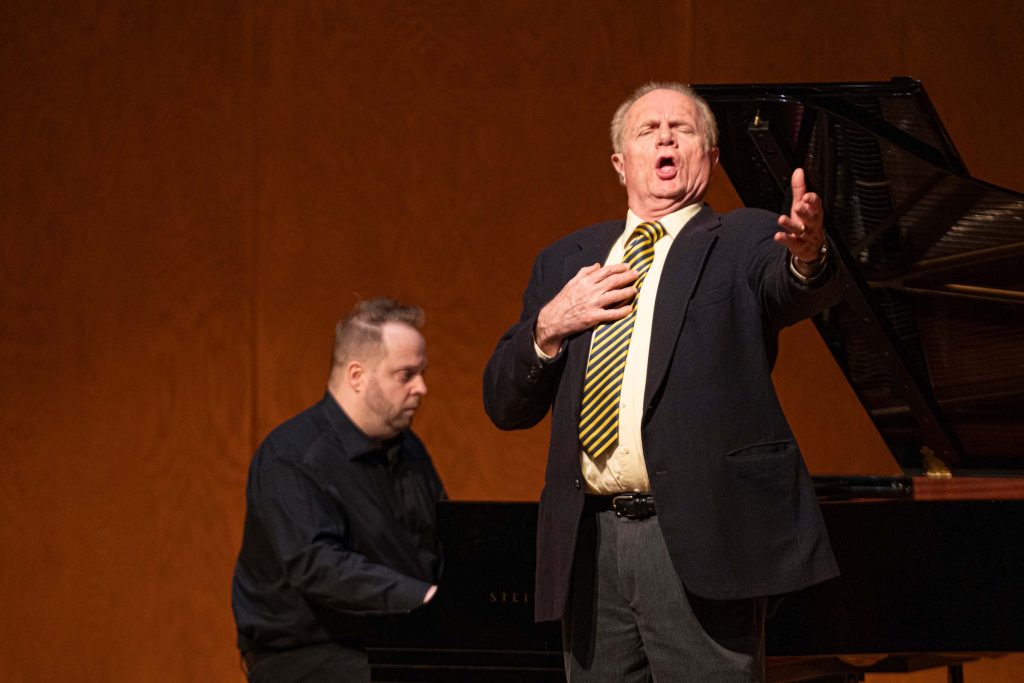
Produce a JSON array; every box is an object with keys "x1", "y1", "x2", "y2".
[
  {"x1": 483, "y1": 250, "x2": 568, "y2": 430},
  {"x1": 744, "y1": 216, "x2": 846, "y2": 329}
]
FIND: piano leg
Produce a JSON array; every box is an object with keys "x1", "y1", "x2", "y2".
[{"x1": 948, "y1": 663, "x2": 964, "y2": 683}]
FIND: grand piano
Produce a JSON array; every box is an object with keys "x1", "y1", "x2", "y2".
[{"x1": 368, "y1": 79, "x2": 1024, "y2": 682}]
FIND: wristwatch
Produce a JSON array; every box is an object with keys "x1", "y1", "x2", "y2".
[{"x1": 789, "y1": 240, "x2": 829, "y2": 285}]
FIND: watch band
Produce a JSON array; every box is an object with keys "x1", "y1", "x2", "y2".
[{"x1": 789, "y1": 241, "x2": 829, "y2": 285}]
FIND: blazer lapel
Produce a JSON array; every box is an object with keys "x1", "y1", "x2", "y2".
[
  {"x1": 563, "y1": 220, "x2": 624, "y2": 429},
  {"x1": 644, "y1": 207, "x2": 721, "y2": 413},
  {"x1": 560, "y1": 220, "x2": 624, "y2": 283}
]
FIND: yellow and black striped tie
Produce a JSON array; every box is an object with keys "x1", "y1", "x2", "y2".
[{"x1": 579, "y1": 221, "x2": 666, "y2": 459}]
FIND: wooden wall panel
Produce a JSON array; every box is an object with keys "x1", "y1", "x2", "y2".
[
  {"x1": 252, "y1": 0, "x2": 692, "y2": 502},
  {"x1": 0, "y1": 3, "x2": 255, "y2": 681},
  {"x1": 691, "y1": 0, "x2": 1024, "y2": 193},
  {"x1": 0, "y1": 0, "x2": 1020, "y2": 681}
]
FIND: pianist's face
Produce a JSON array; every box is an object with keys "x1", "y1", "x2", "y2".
[
  {"x1": 611, "y1": 89, "x2": 719, "y2": 220},
  {"x1": 362, "y1": 322, "x2": 428, "y2": 440}
]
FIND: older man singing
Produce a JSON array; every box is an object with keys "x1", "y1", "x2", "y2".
[{"x1": 484, "y1": 82, "x2": 845, "y2": 681}]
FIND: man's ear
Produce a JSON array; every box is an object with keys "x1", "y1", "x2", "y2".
[
  {"x1": 709, "y1": 146, "x2": 720, "y2": 169},
  {"x1": 346, "y1": 360, "x2": 366, "y2": 392},
  {"x1": 611, "y1": 153, "x2": 625, "y2": 184}
]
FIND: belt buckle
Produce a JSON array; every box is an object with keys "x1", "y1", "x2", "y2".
[
  {"x1": 611, "y1": 494, "x2": 637, "y2": 519},
  {"x1": 611, "y1": 493, "x2": 654, "y2": 519}
]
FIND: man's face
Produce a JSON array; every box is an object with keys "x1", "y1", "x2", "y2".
[
  {"x1": 362, "y1": 322, "x2": 428, "y2": 440},
  {"x1": 611, "y1": 89, "x2": 719, "y2": 219}
]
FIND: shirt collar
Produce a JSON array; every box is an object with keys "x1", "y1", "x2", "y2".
[
  {"x1": 624, "y1": 203, "x2": 702, "y2": 241},
  {"x1": 319, "y1": 391, "x2": 402, "y2": 461}
]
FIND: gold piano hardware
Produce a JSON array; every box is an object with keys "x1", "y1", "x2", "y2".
[
  {"x1": 920, "y1": 446, "x2": 952, "y2": 478},
  {"x1": 488, "y1": 591, "x2": 530, "y2": 605}
]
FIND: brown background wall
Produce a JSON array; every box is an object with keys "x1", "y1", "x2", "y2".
[{"x1": 2, "y1": 1, "x2": 1021, "y2": 681}]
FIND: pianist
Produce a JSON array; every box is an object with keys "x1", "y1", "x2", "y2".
[
  {"x1": 232, "y1": 298, "x2": 445, "y2": 683},
  {"x1": 484, "y1": 82, "x2": 845, "y2": 681}
]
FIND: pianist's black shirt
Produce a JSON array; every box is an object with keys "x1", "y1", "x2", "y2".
[{"x1": 231, "y1": 392, "x2": 445, "y2": 653}]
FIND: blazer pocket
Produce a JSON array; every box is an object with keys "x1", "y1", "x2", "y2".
[
  {"x1": 724, "y1": 441, "x2": 800, "y2": 529},
  {"x1": 688, "y1": 283, "x2": 733, "y2": 311},
  {"x1": 725, "y1": 440, "x2": 798, "y2": 482}
]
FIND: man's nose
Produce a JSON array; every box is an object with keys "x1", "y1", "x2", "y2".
[
  {"x1": 657, "y1": 123, "x2": 673, "y2": 144},
  {"x1": 412, "y1": 375, "x2": 428, "y2": 396}
]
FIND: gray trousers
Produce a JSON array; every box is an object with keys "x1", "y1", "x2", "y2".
[{"x1": 563, "y1": 511, "x2": 766, "y2": 682}]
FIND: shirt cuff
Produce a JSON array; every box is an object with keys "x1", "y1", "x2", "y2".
[{"x1": 533, "y1": 337, "x2": 565, "y2": 362}]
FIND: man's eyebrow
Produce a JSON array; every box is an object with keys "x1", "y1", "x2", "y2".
[{"x1": 394, "y1": 362, "x2": 427, "y2": 372}]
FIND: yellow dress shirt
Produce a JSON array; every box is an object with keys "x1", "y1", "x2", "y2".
[{"x1": 580, "y1": 204, "x2": 701, "y2": 494}]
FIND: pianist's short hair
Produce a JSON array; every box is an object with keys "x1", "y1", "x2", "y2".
[
  {"x1": 332, "y1": 297, "x2": 425, "y2": 369},
  {"x1": 610, "y1": 81, "x2": 719, "y2": 154}
]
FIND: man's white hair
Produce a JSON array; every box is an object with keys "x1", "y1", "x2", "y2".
[{"x1": 610, "y1": 81, "x2": 719, "y2": 154}]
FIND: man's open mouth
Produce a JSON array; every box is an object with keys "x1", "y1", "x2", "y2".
[{"x1": 656, "y1": 156, "x2": 678, "y2": 178}]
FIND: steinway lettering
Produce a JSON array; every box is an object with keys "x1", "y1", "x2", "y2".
[{"x1": 488, "y1": 591, "x2": 530, "y2": 604}]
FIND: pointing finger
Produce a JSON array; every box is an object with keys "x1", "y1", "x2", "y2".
[{"x1": 791, "y1": 167, "x2": 807, "y2": 202}]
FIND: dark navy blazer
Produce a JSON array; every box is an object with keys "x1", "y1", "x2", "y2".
[{"x1": 483, "y1": 205, "x2": 845, "y2": 622}]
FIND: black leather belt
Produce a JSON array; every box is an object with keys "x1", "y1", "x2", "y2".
[{"x1": 584, "y1": 493, "x2": 656, "y2": 520}]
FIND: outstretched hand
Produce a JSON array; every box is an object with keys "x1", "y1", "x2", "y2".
[{"x1": 774, "y1": 168, "x2": 825, "y2": 263}]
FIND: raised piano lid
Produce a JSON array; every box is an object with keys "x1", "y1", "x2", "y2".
[{"x1": 694, "y1": 78, "x2": 1024, "y2": 482}]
